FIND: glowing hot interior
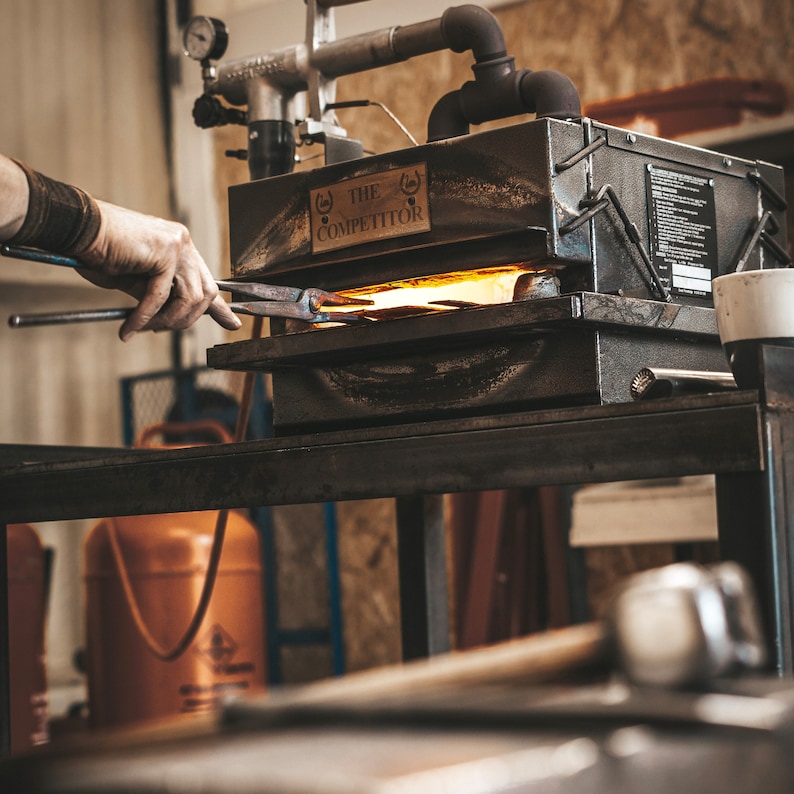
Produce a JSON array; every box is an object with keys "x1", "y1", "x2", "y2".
[{"x1": 337, "y1": 264, "x2": 548, "y2": 318}]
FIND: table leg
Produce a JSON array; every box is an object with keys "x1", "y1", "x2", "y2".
[
  {"x1": 715, "y1": 471, "x2": 790, "y2": 674},
  {"x1": 0, "y1": 523, "x2": 9, "y2": 753},
  {"x1": 716, "y1": 345, "x2": 794, "y2": 676},
  {"x1": 395, "y1": 495, "x2": 450, "y2": 660}
]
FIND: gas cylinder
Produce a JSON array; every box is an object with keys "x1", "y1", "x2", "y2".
[
  {"x1": 83, "y1": 509, "x2": 266, "y2": 730},
  {"x1": 8, "y1": 523, "x2": 49, "y2": 753}
]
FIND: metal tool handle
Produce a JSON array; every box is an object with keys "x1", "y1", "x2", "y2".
[
  {"x1": 8, "y1": 308, "x2": 132, "y2": 328},
  {"x1": 1, "y1": 244, "x2": 83, "y2": 268},
  {"x1": 316, "y1": 0, "x2": 371, "y2": 6}
]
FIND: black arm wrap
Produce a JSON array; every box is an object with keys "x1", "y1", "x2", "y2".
[{"x1": 7, "y1": 160, "x2": 101, "y2": 256}]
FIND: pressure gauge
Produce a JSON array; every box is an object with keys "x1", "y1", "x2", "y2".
[{"x1": 183, "y1": 16, "x2": 228, "y2": 62}]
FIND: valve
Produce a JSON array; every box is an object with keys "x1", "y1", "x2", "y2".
[{"x1": 191, "y1": 95, "x2": 247, "y2": 130}]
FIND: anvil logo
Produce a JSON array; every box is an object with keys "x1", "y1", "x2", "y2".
[
  {"x1": 315, "y1": 190, "x2": 334, "y2": 214},
  {"x1": 400, "y1": 171, "x2": 422, "y2": 196}
]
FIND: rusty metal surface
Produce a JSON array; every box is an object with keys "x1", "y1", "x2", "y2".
[
  {"x1": 227, "y1": 117, "x2": 785, "y2": 303},
  {"x1": 228, "y1": 119, "x2": 590, "y2": 287},
  {"x1": 208, "y1": 293, "x2": 726, "y2": 433},
  {"x1": 0, "y1": 391, "x2": 763, "y2": 525}
]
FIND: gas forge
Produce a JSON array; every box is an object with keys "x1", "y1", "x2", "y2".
[{"x1": 183, "y1": 2, "x2": 788, "y2": 433}]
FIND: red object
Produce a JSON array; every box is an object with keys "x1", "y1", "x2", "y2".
[
  {"x1": 8, "y1": 523, "x2": 49, "y2": 753},
  {"x1": 584, "y1": 78, "x2": 788, "y2": 139}
]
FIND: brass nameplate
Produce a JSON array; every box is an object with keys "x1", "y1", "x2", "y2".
[{"x1": 310, "y1": 163, "x2": 430, "y2": 254}]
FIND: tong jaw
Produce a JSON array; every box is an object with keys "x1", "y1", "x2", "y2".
[{"x1": 217, "y1": 280, "x2": 371, "y2": 324}]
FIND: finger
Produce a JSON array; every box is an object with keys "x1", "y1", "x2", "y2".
[
  {"x1": 147, "y1": 272, "x2": 207, "y2": 332},
  {"x1": 208, "y1": 294, "x2": 242, "y2": 331},
  {"x1": 119, "y1": 273, "x2": 173, "y2": 341}
]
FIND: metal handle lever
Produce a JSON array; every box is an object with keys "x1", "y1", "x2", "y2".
[
  {"x1": 9, "y1": 308, "x2": 133, "y2": 328},
  {"x1": 316, "y1": 0, "x2": 371, "y2": 6}
]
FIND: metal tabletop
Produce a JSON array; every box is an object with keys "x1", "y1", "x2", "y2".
[{"x1": 0, "y1": 390, "x2": 764, "y2": 522}]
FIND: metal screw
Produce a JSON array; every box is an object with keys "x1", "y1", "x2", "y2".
[
  {"x1": 722, "y1": 157, "x2": 732, "y2": 168},
  {"x1": 626, "y1": 133, "x2": 637, "y2": 144}
]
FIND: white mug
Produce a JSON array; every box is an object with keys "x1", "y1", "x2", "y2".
[{"x1": 712, "y1": 268, "x2": 794, "y2": 388}]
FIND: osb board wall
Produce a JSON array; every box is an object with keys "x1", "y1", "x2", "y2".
[
  {"x1": 268, "y1": 499, "x2": 400, "y2": 680},
  {"x1": 333, "y1": 0, "x2": 793, "y2": 156},
  {"x1": 210, "y1": 0, "x2": 793, "y2": 680}
]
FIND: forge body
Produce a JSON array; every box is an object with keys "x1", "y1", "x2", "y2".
[{"x1": 209, "y1": 115, "x2": 786, "y2": 433}]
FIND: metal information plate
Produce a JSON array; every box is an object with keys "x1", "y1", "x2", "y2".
[
  {"x1": 310, "y1": 163, "x2": 431, "y2": 254},
  {"x1": 646, "y1": 165, "x2": 718, "y2": 298}
]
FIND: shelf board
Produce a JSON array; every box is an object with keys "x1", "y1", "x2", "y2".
[{"x1": 677, "y1": 113, "x2": 794, "y2": 163}]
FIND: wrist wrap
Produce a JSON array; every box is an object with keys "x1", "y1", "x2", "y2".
[{"x1": 8, "y1": 160, "x2": 101, "y2": 255}]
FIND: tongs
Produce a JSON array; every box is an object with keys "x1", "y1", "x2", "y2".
[
  {"x1": 216, "y1": 279, "x2": 370, "y2": 325},
  {"x1": 1, "y1": 245, "x2": 372, "y2": 327}
]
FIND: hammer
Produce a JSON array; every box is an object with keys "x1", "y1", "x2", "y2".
[{"x1": 228, "y1": 562, "x2": 766, "y2": 718}]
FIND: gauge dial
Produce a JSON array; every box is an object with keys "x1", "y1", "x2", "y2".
[{"x1": 183, "y1": 16, "x2": 228, "y2": 61}]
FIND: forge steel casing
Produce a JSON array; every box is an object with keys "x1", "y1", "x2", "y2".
[
  {"x1": 227, "y1": 117, "x2": 786, "y2": 299},
  {"x1": 214, "y1": 117, "x2": 787, "y2": 432}
]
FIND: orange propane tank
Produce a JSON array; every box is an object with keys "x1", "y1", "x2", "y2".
[
  {"x1": 83, "y1": 510, "x2": 266, "y2": 730},
  {"x1": 8, "y1": 523, "x2": 49, "y2": 753}
]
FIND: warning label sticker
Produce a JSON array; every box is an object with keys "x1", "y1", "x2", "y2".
[
  {"x1": 645, "y1": 165, "x2": 718, "y2": 297},
  {"x1": 179, "y1": 623, "x2": 258, "y2": 714}
]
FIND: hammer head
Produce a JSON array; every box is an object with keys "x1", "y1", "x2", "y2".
[{"x1": 607, "y1": 562, "x2": 767, "y2": 689}]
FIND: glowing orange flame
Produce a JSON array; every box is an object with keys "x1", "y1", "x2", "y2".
[{"x1": 337, "y1": 264, "x2": 548, "y2": 317}]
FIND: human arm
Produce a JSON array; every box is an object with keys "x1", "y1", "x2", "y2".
[{"x1": 0, "y1": 154, "x2": 241, "y2": 341}]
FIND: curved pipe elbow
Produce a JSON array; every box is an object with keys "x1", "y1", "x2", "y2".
[
  {"x1": 440, "y1": 4, "x2": 507, "y2": 62},
  {"x1": 427, "y1": 90, "x2": 469, "y2": 142},
  {"x1": 519, "y1": 70, "x2": 581, "y2": 120}
]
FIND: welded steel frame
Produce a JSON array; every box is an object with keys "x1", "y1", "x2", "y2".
[{"x1": 2, "y1": 345, "x2": 794, "y2": 753}]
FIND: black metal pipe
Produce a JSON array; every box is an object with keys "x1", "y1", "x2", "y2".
[
  {"x1": 426, "y1": 90, "x2": 469, "y2": 142},
  {"x1": 427, "y1": 5, "x2": 580, "y2": 141},
  {"x1": 440, "y1": 4, "x2": 507, "y2": 62},
  {"x1": 247, "y1": 120, "x2": 296, "y2": 180},
  {"x1": 519, "y1": 69, "x2": 582, "y2": 120}
]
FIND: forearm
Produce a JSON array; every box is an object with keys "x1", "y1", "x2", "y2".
[
  {"x1": 0, "y1": 154, "x2": 30, "y2": 240},
  {"x1": 0, "y1": 154, "x2": 240, "y2": 339}
]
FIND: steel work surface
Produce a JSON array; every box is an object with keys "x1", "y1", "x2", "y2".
[{"x1": 0, "y1": 390, "x2": 764, "y2": 524}]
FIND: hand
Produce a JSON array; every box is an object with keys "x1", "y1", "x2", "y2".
[{"x1": 77, "y1": 200, "x2": 242, "y2": 341}]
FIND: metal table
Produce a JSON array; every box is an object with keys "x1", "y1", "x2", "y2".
[{"x1": 2, "y1": 344, "x2": 794, "y2": 753}]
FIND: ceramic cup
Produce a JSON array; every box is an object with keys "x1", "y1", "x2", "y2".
[{"x1": 712, "y1": 268, "x2": 794, "y2": 389}]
